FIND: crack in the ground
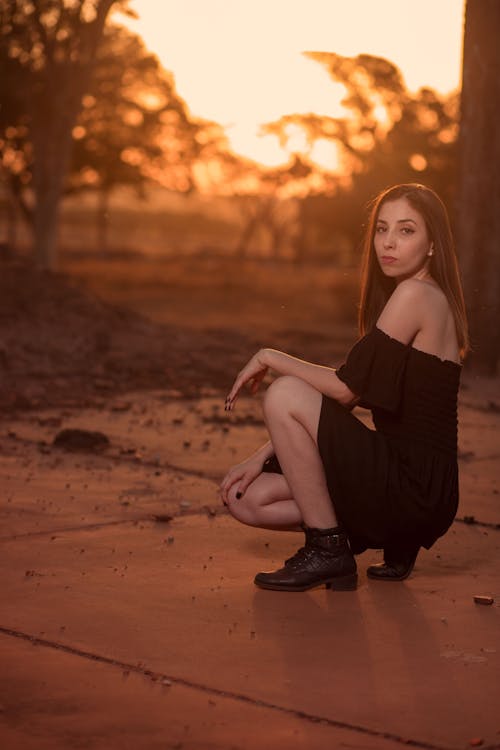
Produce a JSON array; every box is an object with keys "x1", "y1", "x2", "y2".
[
  {"x1": 0, "y1": 626, "x2": 478, "y2": 750},
  {"x1": 1, "y1": 507, "x2": 497, "y2": 545},
  {"x1": 454, "y1": 516, "x2": 500, "y2": 530},
  {"x1": 0, "y1": 518, "x2": 142, "y2": 542},
  {"x1": 0, "y1": 506, "x2": 226, "y2": 543}
]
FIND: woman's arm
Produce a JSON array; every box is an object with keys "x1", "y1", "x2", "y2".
[
  {"x1": 264, "y1": 349, "x2": 356, "y2": 404},
  {"x1": 225, "y1": 347, "x2": 357, "y2": 410}
]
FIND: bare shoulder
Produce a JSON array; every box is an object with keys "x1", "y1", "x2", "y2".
[
  {"x1": 391, "y1": 278, "x2": 446, "y2": 305},
  {"x1": 377, "y1": 279, "x2": 448, "y2": 344}
]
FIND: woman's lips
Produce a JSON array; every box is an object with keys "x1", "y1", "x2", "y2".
[{"x1": 380, "y1": 255, "x2": 397, "y2": 264}]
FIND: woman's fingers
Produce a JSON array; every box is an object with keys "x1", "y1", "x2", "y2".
[
  {"x1": 225, "y1": 370, "x2": 267, "y2": 410},
  {"x1": 225, "y1": 375, "x2": 243, "y2": 410},
  {"x1": 225, "y1": 354, "x2": 268, "y2": 411},
  {"x1": 219, "y1": 468, "x2": 241, "y2": 502},
  {"x1": 237, "y1": 475, "x2": 253, "y2": 496}
]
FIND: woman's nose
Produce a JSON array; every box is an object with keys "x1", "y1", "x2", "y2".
[{"x1": 383, "y1": 231, "x2": 395, "y2": 248}]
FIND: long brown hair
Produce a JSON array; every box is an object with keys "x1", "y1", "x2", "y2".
[{"x1": 358, "y1": 183, "x2": 469, "y2": 358}]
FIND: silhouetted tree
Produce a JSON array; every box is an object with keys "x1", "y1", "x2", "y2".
[
  {"x1": 0, "y1": 0, "x2": 130, "y2": 269},
  {"x1": 263, "y1": 53, "x2": 459, "y2": 261},
  {"x1": 457, "y1": 0, "x2": 500, "y2": 373},
  {"x1": 69, "y1": 23, "x2": 201, "y2": 252}
]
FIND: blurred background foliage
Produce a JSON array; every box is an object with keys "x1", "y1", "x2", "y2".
[
  {"x1": 0, "y1": 0, "x2": 499, "y2": 370},
  {"x1": 0, "y1": 0, "x2": 459, "y2": 266}
]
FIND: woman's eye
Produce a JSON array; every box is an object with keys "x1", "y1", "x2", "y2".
[
  {"x1": 375, "y1": 226, "x2": 386, "y2": 233},
  {"x1": 401, "y1": 227, "x2": 414, "y2": 235}
]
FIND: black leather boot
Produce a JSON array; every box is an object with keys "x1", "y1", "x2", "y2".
[
  {"x1": 366, "y1": 544, "x2": 419, "y2": 581},
  {"x1": 254, "y1": 526, "x2": 357, "y2": 592}
]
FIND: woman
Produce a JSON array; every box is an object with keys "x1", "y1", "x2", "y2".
[{"x1": 219, "y1": 184, "x2": 468, "y2": 592}]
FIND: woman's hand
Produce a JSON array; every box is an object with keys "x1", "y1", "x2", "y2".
[
  {"x1": 219, "y1": 454, "x2": 264, "y2": 505},
  {"x1": 225, "y1": 349, "x2": 269, "y2": 411}
]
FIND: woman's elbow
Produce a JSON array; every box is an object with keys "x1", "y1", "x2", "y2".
[{"x1": 335, "y1": 382, "x2": 359, "y2": 408}]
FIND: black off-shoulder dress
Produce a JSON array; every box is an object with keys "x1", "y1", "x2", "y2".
[{"x1": 262, "y1": 326, "x2": 461, "y2": 555}]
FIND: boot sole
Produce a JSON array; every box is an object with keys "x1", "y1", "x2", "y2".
[
  {"x1": 366, "y1": 567, "x2": 414, "y2": 581},
  {"x1": 254, "y1": 572, "x2": 358, "y2": 592}
]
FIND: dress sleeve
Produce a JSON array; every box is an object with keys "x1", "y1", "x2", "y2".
[{"x1": 336, "y1": 327, "x2": 410, "y2": 412}]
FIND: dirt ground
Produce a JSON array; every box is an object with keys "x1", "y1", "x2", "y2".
[{"x1": 1, "y1": 255, "x2": 499, "y2": 749}]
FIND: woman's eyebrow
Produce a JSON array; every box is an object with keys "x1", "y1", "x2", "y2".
[{"x1": 377, "y1": 218, "x2": 418, "y2": 224}]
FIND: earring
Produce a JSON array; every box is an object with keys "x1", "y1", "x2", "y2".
[{"x1": 427, "y1": 247, "x2": 434, "y2": 256}]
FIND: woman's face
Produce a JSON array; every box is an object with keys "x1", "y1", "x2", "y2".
[{"x1": 373, "y1": 197, "x2": 433, "y2": 283}]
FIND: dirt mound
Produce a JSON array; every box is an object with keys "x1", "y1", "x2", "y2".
[{"x1": 0, "y1": 260, "x2": 254, "y2": 413}]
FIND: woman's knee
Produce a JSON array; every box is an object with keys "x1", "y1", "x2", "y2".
[
  {"x1": 226, "y1": 482, "x2": 257, "y2": 523},
  {"x1": 226, "y1": 478, "x2": 276, "y2": 525},
  {"x1": 263, "y1": 375, "x2": 305, "y2": 416}
]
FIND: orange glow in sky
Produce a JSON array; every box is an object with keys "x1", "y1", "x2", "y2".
[{"x1": 122, "y1": 0, "x2": 465, "y2": 169}]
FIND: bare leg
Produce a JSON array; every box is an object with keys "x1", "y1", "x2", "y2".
[
  {"x1": 227, "y1": 472, "x2": 303, "y2": 530},
  {"x1": 228, "y1": 377, "x2": 356, "y2": 591},
  {"x1": 262, "y1": 376, "x2": 338, "y2": 529}
]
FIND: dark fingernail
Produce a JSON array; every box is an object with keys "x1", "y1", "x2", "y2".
[{"x1": 235, "y1": 491, "x2": 242, "y2": 499}]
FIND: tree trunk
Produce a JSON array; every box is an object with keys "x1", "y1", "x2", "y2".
[
  {"x1": 32, "y1": 115, "x2": 75, "y2": 270},
  {"x1": 457, "y1": 0, "x2": 500, "y2": 373},
  {"x1": 6, "y1": 187, "x2": 18, "y2": 253},
  {"x1": 293, "y1": 200, "x2": 308, "y2": 265},
  {"x1": 97, "y1": 187, "x2": 111, "y2": 253},
  {"x1": 29, "y1": 0, "x2": 117, "y2": 270}
]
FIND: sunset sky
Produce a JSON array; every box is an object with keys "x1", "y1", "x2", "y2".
[{"x1": 123, "y1": 0, "x2": 465, "y2": 168}]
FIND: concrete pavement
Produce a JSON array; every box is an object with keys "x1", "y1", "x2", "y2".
[{"x1": 1, "y1": 384, "x2": 499, "y2": 749}]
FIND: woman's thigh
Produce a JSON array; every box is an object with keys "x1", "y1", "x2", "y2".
[
  {"x1": 227, "y1": 471, "x2": 292, "y2": 508},
  {"x1": 263, "y1": 375, "x2": 323, "y2": 444}
]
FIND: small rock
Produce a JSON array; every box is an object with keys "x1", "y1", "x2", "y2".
[
  {"x1": 469, "y1": 739, "x2": 483, "y2": 747},
  {"x1": 473, "y1": 595, "x2": 494, "y2": 606},
  {"x1": 161, "y1": 678, "x2": 172, "y2": 687},
  {"x1": 120, "y1": 447, "x2": 137, "y2": 455},
  {"x1": 152, "y1": 514, "x2": 173, "y2": 523},
  {"x1": 112, "y1": 401, "x2": 131, "y2": 412},
  {"x1": 180, "y1": 500, "x2": 191, "y2": 510},
  {"x1": 53, "y1": 428, "x2": 110, "y2": 453}
]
